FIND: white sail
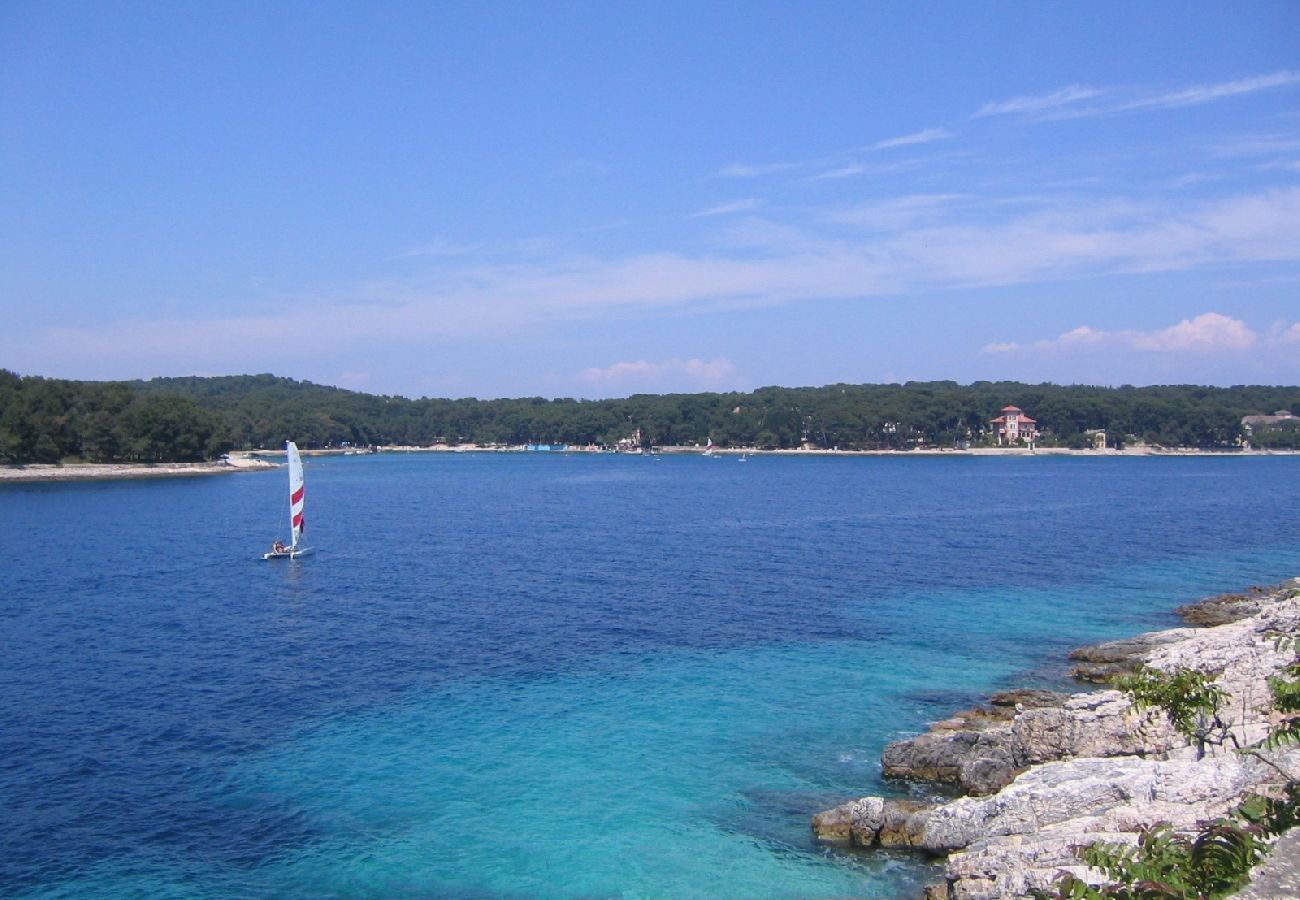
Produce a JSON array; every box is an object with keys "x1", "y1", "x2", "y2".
[{"x1": 287, "y1": 441, "x2": 305, "y2": 549}]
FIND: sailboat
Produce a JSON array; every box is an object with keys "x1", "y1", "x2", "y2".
[
  {"x1": 703, "y1": 437, "x2": 716, "y2": 457},
  {"x1": 262, "y1": 441, "x2": 312, "y2": 559}
]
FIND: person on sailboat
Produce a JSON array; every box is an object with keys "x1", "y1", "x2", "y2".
[{"x1": 272, "y1": 540, "x2": 286, "y2": 554}]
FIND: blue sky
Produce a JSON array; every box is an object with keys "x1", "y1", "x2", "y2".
[{"x1": 2, "y1": 1, "x2": 1298, "y2": 398}]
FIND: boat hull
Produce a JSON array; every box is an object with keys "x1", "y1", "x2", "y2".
[{"x1": 262, "y1": 546, "x2": 313, "y2": 560}]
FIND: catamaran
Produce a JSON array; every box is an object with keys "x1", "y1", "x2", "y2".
[{"x1": 263, "y1": 441, "x2": 312, "y2": 559}]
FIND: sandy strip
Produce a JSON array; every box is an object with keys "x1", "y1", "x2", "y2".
[{"x1": 0, "y1": 453, "x2": 277, "y2": 483}]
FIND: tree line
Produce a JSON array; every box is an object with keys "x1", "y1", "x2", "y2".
[{"x1": 1, "y1": 370, "x2": 1298, "y2": 464}]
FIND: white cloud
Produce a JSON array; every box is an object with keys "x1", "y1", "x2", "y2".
[
  {"x1": 717, "y1": 161, "x2": 804, "y2": 178},
  {"x1": 1273, "y1": 322, "x2": 1300, "y2": 344},
  {"x1": 870, "y1": 128, "x2": 952, "y2": 150},
  {"x1": 1211, "y1": 134, "x2": 1300, "y2": 158},
  {"x1": 1133, "y1": 313, "x2": 1257, "y2": 351},
  {"x1": 691, "y1": 199, "x2": 764, "y2": 218},
  {"x1": 721, "y1": 130, "x2": 950, "y2": 183},
  {"x1": 1121, "y1": 70, "x2": 1300, "y2": 111},
  {"x1": 812, "y1": 163, "x2": 866, "y2": 181},
  {"x1": 577, "y1": 357, "x2": 740, "y2": 393},
  {"x1": 974, "y1": 85, "x2": 1102, "y2": 118},
  {"x1": 9, "y1": 188, "x2": 1300, "y2": 381},
  {"x1": 399, "y1": 238, "x2": 482, "y2": 258},
  {"x1": 826, "y1": 193, "x2": 966, "y2": 229},
  {"x1": 983, "y1": 313, "x2": 1263, "y2": 355},
  {"x1": 975, "y1": 72, "x2": 1300, "y2": 122}
]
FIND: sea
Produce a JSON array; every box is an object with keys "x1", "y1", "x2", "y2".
[{"x1": 2, "y1": 453, "x2": 1298, "y2": 899}]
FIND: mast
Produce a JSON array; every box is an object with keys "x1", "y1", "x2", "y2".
[{"x1": 287, "y1": 441, "x2": 305, "y2": 550}]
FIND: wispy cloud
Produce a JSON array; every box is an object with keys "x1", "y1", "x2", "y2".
[
  {"x1": 811, "y1": 163, "x2": 866, "y2": 181},
  {"x1": 982, "y1": 312, "x2": 1267, "y2": 355},
  {"x1": 974, "y1": 85, "x2": 1102, "y2": 118},
  {"x1": 870, "y1": 127, "x2": 952, "y2": 150},
  {"x1": 577, "y1": 357, "x2": 740, "y2": 393},
  {"x1": 1212, "y1": 133, "x2": 1300, "y2": 158},
  {"x1": 691, "y1": 198, "x2": 764, "y2": 218},
  {"x1": 9, "y1": 188, "x2": 1300, "y2": 380},
  {"x1": 723, "y1": 129, "x2": 952, "y2": 183},
  {"x1": 975, "y1": 71, "x2": 1300, "y2": 123},
  {"x1": 825, "y1": 193, "x2": 967, "y2": 229},
  {"x1": 399, "y1": 238, "x2": 483, "y2": 259},
  {"x1": 717, "y1": 160, "x2": 805, "y2": 179},
  {"x1": 1120, "y1": 70, "x2": 1300, "y2": 111}
]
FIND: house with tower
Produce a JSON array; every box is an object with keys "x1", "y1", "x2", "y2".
[{"x1": 990, "y1": 405, "x2": 1038, "y2": 446}]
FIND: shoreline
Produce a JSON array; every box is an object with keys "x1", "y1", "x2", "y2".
[
  {"x1": 4, "y1": 445, "x2": 1295, "y2": 483},
  {"x1": 0, "y1": 452, "x2": 277, "y2": 483},
  {"x1": 812, "y1": 579, "x2": 1300, "y2": 899},
  {"x1": 379, "y1": 443, "x2": 1300, "y2": 457}
]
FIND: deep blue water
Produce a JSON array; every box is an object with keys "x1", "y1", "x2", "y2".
[{"x1": 2, "y1": 453, "x2": 1298, "y2": 898}]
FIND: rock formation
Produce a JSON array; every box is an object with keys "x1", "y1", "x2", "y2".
[{"x1": 813, "y1": 580, "x2": 1300, "y2": 899}]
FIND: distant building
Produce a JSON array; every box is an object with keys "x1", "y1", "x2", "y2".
[
  {"x1": 1241, "y1": 410, "x2": 1299, "y2": 448},
  {"x1": 1241, "y1": 410, "x2": 1298, "y2": 434},
  {"x1": 1084, "y1": 428, "x2": 1107, "y2": 450},
  {"x1": 990, "y1": 406, "x2": 1038, "y2": 446},
  {"x1": 616, "y1": 428, "x2": 643, "y2": 452}
]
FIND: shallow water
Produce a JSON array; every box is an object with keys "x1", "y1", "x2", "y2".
[{"x1": 2, "y1": 454, "x2": 1298, "y2": 897}]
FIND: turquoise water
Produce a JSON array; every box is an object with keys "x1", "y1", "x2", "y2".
[{"x1": 2, "y1": 454, "x2": 1298, "y2": 897}]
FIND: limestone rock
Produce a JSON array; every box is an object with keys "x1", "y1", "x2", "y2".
[
  {"x1": 987, "y1": 689, "x2": 1069, "y2": 711},
  {"x1": 1234, "y1": 828, "x2": 1300, "y2": 900},
  {"x1": 882, "y1": 722, "x2": 1019, "y2": 796},
  {"x1": 1067, "y1": 629, "x2": 1194, "y2": 682},
  {"x1": 811, "y1": 796, "x2": 937, "y2": 848},
  {"x1": 810, "y1": 796, "x2": 888, "y2": 843},
  {"x1": 1175, "y1": 579, "x2": 1297, "y2": 627},
  {"x1": 813, "y1": 586, "x2": 1300, "y2": 899}
]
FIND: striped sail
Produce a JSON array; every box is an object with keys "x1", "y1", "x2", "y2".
[{"x1": 287, "y1": 441, "x2": 305, "y2": 548}]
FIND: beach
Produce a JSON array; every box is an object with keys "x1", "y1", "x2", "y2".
[
  {"x1": 5, "y1": 444, "x2": 1295, "y2": 483},
  {"x1": 0, "y1": 452, "x2": 277, "y2": 482}
]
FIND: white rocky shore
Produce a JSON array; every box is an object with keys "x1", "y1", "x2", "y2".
[
  {"x1": 813, "y1": 580, "x2": 1300, "y2": 899},
  {"x1": 0, "y1": 451, "x2": 276, "y2": 482}
]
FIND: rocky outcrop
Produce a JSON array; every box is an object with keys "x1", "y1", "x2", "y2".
[
  {"x1": 935, "y1": 749, "x2": 1300, "y2": 900},
  {"x1": 1067, "y1": 629, "x2": 1193, "y2": 683},
  {"x1": 811, "y1": 796, "x2": 935, "y2": 848},
  {"x1": 1176, "y1": 584, "x2": 1282, "y2": 627},
  {"x1": 880, "y1": 686, "x2": 1185, "y2": 797},
  {"x1": 814, "y1": 579, "x2": 1300, "y2": 899}
]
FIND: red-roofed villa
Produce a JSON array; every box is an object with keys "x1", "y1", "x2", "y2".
[{"x1": 991, "y1": 406, "x2": 1038, "y2": 446}]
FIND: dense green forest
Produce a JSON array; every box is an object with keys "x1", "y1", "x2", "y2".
[{"x1": 1, "y1": 370, "x2": 1298, "y2": 464}]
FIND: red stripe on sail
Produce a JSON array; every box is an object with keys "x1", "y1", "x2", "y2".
[
  {"x1": 292, "y1": 512, "x2": 305, "y2": 529},
  {"x1": 291, "y1": 486, "x2": 305, "y2": 505}
]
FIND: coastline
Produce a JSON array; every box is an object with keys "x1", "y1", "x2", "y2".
[
  {"x1": 378, "y1": 443, "x2": 1300, "y2": 457},
  {"x1": 0, "y1": 452, "x2": 277, "y2": 483},
  {"x1": 4, "y1": 445, "x2": 1294, "y2": 483},
  {"x1": 812, "y1": 579, "x2": 1300, "y2": 899}
]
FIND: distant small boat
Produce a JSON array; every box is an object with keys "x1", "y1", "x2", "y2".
[
  {"x1": 739, "y1": 452, "x2": 748, "y2": 463},
  {"x1": 263, "y1": 441, "x2": 312, "y2": 559}
]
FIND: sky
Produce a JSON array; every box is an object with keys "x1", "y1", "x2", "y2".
[{"x1": 2, "y1": 1, "x2": 1299, "y2": 399}]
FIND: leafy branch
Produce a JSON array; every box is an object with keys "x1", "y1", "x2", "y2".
[
  {"x1": 1115, "y1": 666, "x2": 1234, "y2": 761},
  {"x1": 1038, "y1": 635, "x2": 1300, "y2": 900}
]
